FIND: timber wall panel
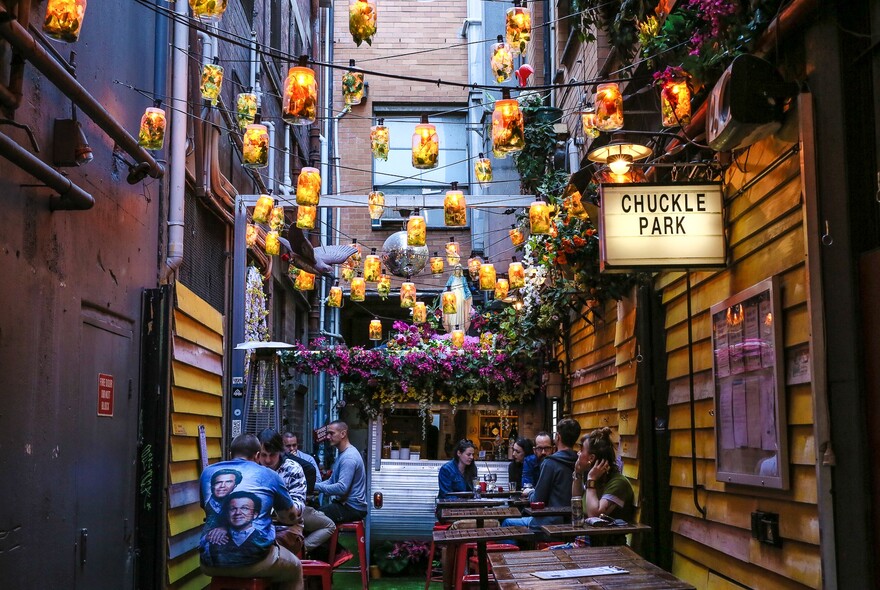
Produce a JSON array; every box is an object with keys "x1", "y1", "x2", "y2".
[{"x1": 656, "y1": 136, "x2": 820, "y2": 589}]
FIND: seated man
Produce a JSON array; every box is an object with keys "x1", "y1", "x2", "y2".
[
  {"x1": 315, "y1": 421, "x2": 368, "y2": 524},
  {"x1": 199, "y1": 433, "x2": 303, "y2": 590}
]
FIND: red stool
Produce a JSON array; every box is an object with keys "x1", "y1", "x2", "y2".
[
  {"x1": 424, "y1": 522, "x2": 452, "y2": 589},
  {"x1": 301, "y1": 559, "x2": 332, "y2": 590},
  {"x1": 454, "y1": 543, "x2": 519, "y2": 590},
  {"x1": 209, "y1": 577, "x2": 270, "y2": 590},
  {"x1": 328, "y1": 520, "x2": 368, "y2": 590}
]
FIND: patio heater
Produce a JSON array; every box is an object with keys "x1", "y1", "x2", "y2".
[{"x1": 235, "y1": 341, "x2": 294, "y2": 435}]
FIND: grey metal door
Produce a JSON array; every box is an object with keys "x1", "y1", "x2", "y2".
[{"x1": 75, "y1": 310, "x2": 138, "y2": 590}]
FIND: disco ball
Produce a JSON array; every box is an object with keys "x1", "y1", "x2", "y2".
[{"x1": 381, "y1": 230, "x2": 429, "y2": 278}]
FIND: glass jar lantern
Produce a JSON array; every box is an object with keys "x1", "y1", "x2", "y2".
[
  {"x1": 596, "y1": 82, "x2": 624, "y2": 132},
  {"x1": 242, "y1": 123, "x2": 270, "y2": 169},
  {"x1": 350, "y1": 276, "x2": 366, "y2": 301},
  {"x1": 580, "y1": 104, "x2": 599, "y2": 139},
  {"x1": 444, "y1": 183, "x2": 466, "y2": 227},
  {"x1": 189, "y1": 0, "x2": 227, "y2": 22},
  {"x1": 296, "y1": 167, "x2": 321, "y2": 206},
  {"x1": 430, "y1": 254, "x2": 444, "y2": 277},
  {"x1": 349, "y1": 0, "x2": 377, "y2": 47},
  {"x1": 495, "y1": 278, "x2": 509, "y2": 300},
  {"x1": 138, "y1": 106, "x2": 166, "y2": 151},
  {"x1": 660, "y1": 75, "x2": 692, "y2": 127},
  {"x1": 327, "y1": 282, "x2": 343, "y2": 308},
  {"x1": 341, "y1": 265, "x2": 354, "y2": 283},
  {"x1": 505, "y1": 1, "x2": 531, "y2": 55},
  {"x1": 296, "y1": 205, "x2": 316, "y2": 229},
  {"x1": 474, "y1": 154, "x2": 492, "y2": 186},
  {"x1": 529, "y1": 200, "x2": 551, "y2": 235},
  {"x1": 370, "y1": 119, "x2": 389, "y2": 161},
  {"x1": 407, "y1": 211, "x2": 426, "y2": 246},
  {"x1": 364, "y1": 250, "x2": 381, "y2": 282},
  {"x1": 412, "y1": 116, "x2": 439, "y2": 170},
  {"x1": 400, "y1": 282, "x2": 417, "y2": 308},
  {"x1": 509, "y1": 260, "x2": 525, "y2": 289},
  {"x1": 200, "y1": 62, "x2": 224, "y2": 106},
  {"x1": 377, "y1": 274, "x2": 391, "y2": 299},
  {"x1": 252, "y1": 194, "x2": 274, "y2": 224},
  {"x1": 265, "y1": 231, "x2": 281, "y2": 256},
  {"x1": 490, "y1": 36, "x2": 514, "y2": 83},
  {"x1": 245, "y1": 224, "x2": 258, "y2": 248},
  {"x1": 509, "y1": 225, "x2": 525, "y2": 246},
  {"x1": 269, "y1": 203, "x2": 285, "y2": 231},
  {"x1": 369, "y1": 318, "x2": 382, "y2": 341},
  {"x1": 43, "y1": 0, "x2": 88, "y2": 43},
  {"x1": 342, "y1": 60, "x2": 365, "y2": 106},
  {"x1": 294, "y1": 270, "x2": 316, "y2": 291},
  {"x1": 451, "y1": 326, "x2": 465, "y2": 348},
  {"x1": 467, "y1": 257, "x2": 482, "y2": 281},
  {"x1": 368, "y1": 191, "x2": 385, "y2": 220},
  {"x1": 348, "y1": 239, "x2": 362, "y2": 268},
  {"x1": 413, "y1": 301, "x2": 427, "y2": 324},
  {"x1": 236, "y1": 92, "x2": 258, "y2": 130},
  {"x1": 479, "y1": 263, "x2": 496, "y2": 291},
  {"x1": 283, "y1": 63, "x2": 318, "y2": 126},
  {"x1": 492, "y1": 94, "x2": 525, "y2": 154},
  {"x1": 441, "y1": 288, "x2": 457, "y2": 315},
  {"x1": 445, "y1": 237, "x2": 461, "y2": 265}
]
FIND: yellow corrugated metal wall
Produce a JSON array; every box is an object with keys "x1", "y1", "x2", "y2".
[{"x1": 166, "y1": 282, "x2": 225, "y2": 589}]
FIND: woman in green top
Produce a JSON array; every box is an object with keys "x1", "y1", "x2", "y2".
[{"x1": 572, "y1": 426, "x2": 635, "y2": 522}]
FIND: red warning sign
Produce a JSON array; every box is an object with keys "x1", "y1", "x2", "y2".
[{"x1": 97, "y1": 373, "x2": 114, "y2": 417}]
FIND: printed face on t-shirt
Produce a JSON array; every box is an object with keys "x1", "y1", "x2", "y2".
[
  {"x1": 212, "y1": 473, "x2": 238, "y2": 499},
  {"x1": 228, "y1": 497, "x2": 256, "y2": 530}
]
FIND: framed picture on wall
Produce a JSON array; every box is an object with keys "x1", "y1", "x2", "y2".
[{"x1": 711, "y1": 276, "x2": 789, "y2": 489}]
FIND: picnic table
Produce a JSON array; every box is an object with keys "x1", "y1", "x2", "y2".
[
  {"x1": 523, "y1": 505, "x2": 572, "y2": 517},
  {"x1": 488, "y1": 546, "x2": 695, "y2": 589},
  {"x1": 433, "y1": 525, "x2": 535, "y2": 590},
  {"x1": 439, "y1": 506, "x2": 522, "y2": 527},
  {"x1": 540, "y1": 522, "x2": 652, "y2": 540},
  {"x1": 436, "y1": 498, "x2": 507, "y2": 509}
]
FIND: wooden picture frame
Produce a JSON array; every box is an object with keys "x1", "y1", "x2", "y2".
[{"x1": 711, "y1": 276, "x2": 789, "y2": 489}]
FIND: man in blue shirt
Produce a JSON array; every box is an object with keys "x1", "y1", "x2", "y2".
[{"x1": 316, "y1": 420, "x2": 368, "y2": 524}]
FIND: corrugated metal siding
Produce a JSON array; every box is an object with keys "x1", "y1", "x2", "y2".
[
  {"x1": 167, "y1": 282, "x2": 225, "y2": 589},
  {"x1": 658, "y1": 135, "x2": 821, "y2": 590}
]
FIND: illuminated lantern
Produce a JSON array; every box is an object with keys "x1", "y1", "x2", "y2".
[
  {"x1": 269, "y1": 203, "x2": 285, "y2": 231},
  {"x1": 505, "y1": 0, "x2": 531, "y2": 55},
  {"x1": 296, "y1": 167, "x2": 321, "y2": 206},
  {"x1": 479, "y1": 263, "x2": 496, "y2": 291},
  {"x1": 189, "y1": 0, "x2": 227, "y2": 22},
  {"x1": 296, "y1": 205, "x2": 316, "y2": 229},
  {"x1": 342, "y1": 60, "x2": 365, "y2": 106},
  {"x1": 294, "y1": 270, "x2": 316, "y2": 291},
  {"x1": 369, "y1": 318, "x2": 382, "y2": 341},
  {"x1": 348, "y1": 239, "x2": 362, "y2": 268},
  {"x1": 370, "y1": 119, "x2": 389, "y2": 161},
  {"x1": 509, "y1": 259, "x2": 525, "y2": 289},
  {"x1": 43, "y1": 0, "x2": 87, "y2": 43},
  {"x1": 495, "y1": 277, "x2": 509, "y2": 300},
  {"x1": 349, "y1": 0, "x2": 377, "y2": 47},
  {"x1": 200, "y1": 61, "x2": 224, "y2": 106},
  {"x1": 407, "y1": 210, "x2": 426, "y2": 246},
  {"x1": 245, "y1": 224, "x2": 258, "y2": 248},
  {"x1": 595, "y1": 82, "x2": 624, "y2": 132},
  {"x1": 529, "y1": 200, "x2": 551, "y2": 234},
  {"x1": 138, "y1": 105, "x2": 166, "y2": 150},
  {"x1": 490, "y1": 36, "x2": 514, "y2": 83},
  {"x1": 509, "y1": 224, "x2": 525, "y2": 246},
  {"x1": 430, "y1": 254, "x2": 444, "y2": 277},
  {"x1": 282, "y1": 59, "x2": 318, "y2": 126},
  {"x1": 242, "y1": 123, "x2": 269, "y2": 169},
  {"x1": 445, "y1": 237, "x2": 461, "y2": 265},
  {"x1": 444, "y1": 182, "x2": 466, "y2": 227},
  {"x1": 327, "y1": 281, "x2": 343, "y2": 308},
  {"x1": 350, "y1": 276, "x2": 366, "y2": 301},
  {"x1": 467, "y1": 257, "x2": 482, "y2": 281},
  {"x1": 474, "y1": 153, "x2": 492, "y2": 186},
  {"x1": 441, "y1": 288, "x2": 457, "y2": 315},
  {"x1": 413, "y1": 301, "x2": 427, "y2": 324},
  {"x1": 451, "y1": 326, "x2": 465, "y2": 348},
  {"x1": 492, "y1": 144, "x2": 509, "y2": 160},
  {"x1": 400, "y1": 282, "x2": 417, "y2": 308},
  {"x1": 341, "y1": 265, "x2": 354, "y2": 282},
  {"x1": 492, "y1": 90, "x2": 525, "y2": 154},
  {"x1": 368, "y1": 191, "x2": 385, "y2": 220},
  {"x1": 580, "y1": 103, "x2": 599, "y2": 139},
  {"x1": 252, "y1": 194, "x2": 274, "y2": 224},
  {"x1": 660, "y1": 73, "x2": 692, "y2": 127},
  {"x1": 236, "y1": 92, "x2": 258, "y2": 130},
  {"x1": 364, "y1": 249, "x2": 381, "y2": 282},
  {"x1": 480, "y1": 332, "x2": 494, "y2": 349},
  {"x1": 377, "y1": 273, "x2": 391, "y2": 299},
  {"x1": 265, "y1": 231, "x2": 281, "y2": 256},
  {"x1": 412, "y1": 115, "x2": 439, "y2": 170}
]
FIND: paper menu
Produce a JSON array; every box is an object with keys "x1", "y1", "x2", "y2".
[{"x1": 532, "y1": 566, "x2": 629, "y2": 579}]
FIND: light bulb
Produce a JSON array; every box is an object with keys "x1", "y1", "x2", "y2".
[{"x1": 607, "y1": 155, "x2": 633, "y2": 175}]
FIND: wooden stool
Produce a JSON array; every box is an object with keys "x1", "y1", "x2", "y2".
[
  {"x1": 209, "y1": 577, "x2": 270, "y2": 590},
  {"x1": 328, "y1": 520, "x2": 368, "y2": 590},
  {"x1": 424, "y1": 522, "x2": 452, "y2": 589},
  {"x1": 301, "y1": 559, "x2": 332, "y2": 590},
  {"x1": 454, "y1": 543, "x2": 519, "y2": 590}
]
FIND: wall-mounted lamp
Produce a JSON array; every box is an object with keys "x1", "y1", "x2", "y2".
[
  {"x1": 53, "y1": 109, "x2": 93, "y2": 167},
  {"x1": 587, "y1": 140, "x2": 652, "y2": 175}
]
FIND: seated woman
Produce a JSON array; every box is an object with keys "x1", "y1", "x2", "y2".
[
  {"x1": 508, "y1": 437, "x2": 535, "y2": 490},
  {"x1": 437, "y1": 439, "x2": 477, "y2": 500}
]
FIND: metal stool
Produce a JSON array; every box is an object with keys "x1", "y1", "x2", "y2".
[
  {"x1": 328, "y1": 520, "x2": 368, "y2": 590},
  {"x1": 209, "y1": 577, "x2": 271, "y2": 590}
]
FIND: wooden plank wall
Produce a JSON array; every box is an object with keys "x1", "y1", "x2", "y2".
[
  {"x1": 656, "y1": 135, "x2": 821, "y2": 589},
  {"x1": 166, "y1": 282, "x2": 225, "y2": 590}
]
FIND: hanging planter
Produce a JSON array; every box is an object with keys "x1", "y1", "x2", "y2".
[
  {"x1": 296, "y1": 167, "x2": 321, "y2": 206},
  {"x1": 349, "y1": 0, "x2": 377, "y2": 47},
  {"x1": 444, "y1": 182, "x2": 466, "y2": 227},
  {"x1": 580, "y1": 103, "x2": 599, "y2": 139},
  {"x1": 474, "y1": 153, "x2": 492, "y2": 186},
  {"x1": 412, "y1": 115, "x2": 439, "y2": 170},
  {"x1": 509, "y1": 259, "x2": 525, "y2": 289},
  {"x1": 342, "y1": 60, "x2": 365, "y2": 106},
  {"x1": 400, "y1": 282, "x2": 417, "y2": 308},
  {"x1": 283, "y1": 57, "x2": 318, "y2": 126},
  {"x1": 294, "y1": 269, "x2": 316, "y2": 291},
  {"x1": 505, "y1": 0, "x2": 531, "y2": 55},
  {"x1": 377, "y1": 274, "x2": 391, "y2": 299},
  {"x1": 445, "y1": 237, "x2": 461, "y2": 265},
  {"x1": 327, "y1": 281, "x2": 343, "y2": 308},
  {"x1": 441, "y1": 288, "x2": 457, "y2": 315},
  {"x1": 490, "y1": 36, "x2": 514, "y2": 83},
  {"x1": 137, "y1": 104, "x2": 166, "y2": 151},
  {"x1": 252, "y1": 194, "x2": 274, "y2": 224},
  {"x1": 245, "y1": 224, "x2": 258, "y2": 248},
  {"x1": 492, "y1": 89, "x2": 525, "y2": 154},
  {"x1": 656, "y1": 67, "x2": 692, "y2": 128},
  {"x1": 269, "y1": 202, "x2": 285, "y2": 231},
  {"x1": 494, "y1": 277, "x2": 509, "y2": 300},
  {"x1": 430, "y1": 254, "x2": 444, "y2": 277},
  {"x1": 370, "y1": 119, "x2": 389, "y2": 161},
  {"x1": 509, "y1": 224, "x2": 525, "y2": 247},
  {"x1": 236, "y1": 92, "x2": 258, "y2": 130},
  {"x1": 479, "y1": 263, "x2": 496, "y2": 291},
  {"x1": 529, "y1": 200, "x2": 551, "y2": 234},
  {"x1": 189, "y1": 0, "x2": 227, "y2": 22},
  {"x1": 407, "y1": 210, "x2": 426, "y2": 246},
  {"x1": 200, "y1": 60, "x2": 224, "y2": 106},
  {"x1": 364, "y1": 249, "x2": 381, "y2": 282},
  {"x1": 595, "y1": 82, "x2": 624, "y2": 132},
  {"x1": 413, "y1": 301, "x2": 427, "y2": 324},
  {"x1": 368, "y1": 191, "x2": 385, "y2": 220},
  {"x1": 467, "y1": 257, "x2": 482, "y2": 281},
  {"x1": 265, "y1": 230, "x2": 281, "y2": 256},
  {"x1": 351, "y1": 276, "x2": 366, "y2": 301},
  {"x1": 296, "y1": 205, "x2": 317, "y2": 229},
  {"x1": 43, "y1": 0, "x2": 88, "y2": 43},
  {"x1": 369, "y1": 318, "x2": 383, "y2": 341}
]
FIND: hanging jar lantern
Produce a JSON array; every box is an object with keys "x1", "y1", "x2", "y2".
[
  {"x1": 265, "y1": 230, "x2": 281, "y2": 256},
  {"x1": 444, "y1": 182, "x2": 467, "y2": 227},
  {"x1": 407, "y1": 209, "x2": 426, "y2": 246},
  {"x1": 349, "y1": 0, "x2": 377, "y2": 47},
  {"x1": 495, "y1": 277, "x2": 509, "y2": 300},
  {"x1": 659, "y1": 71, "x2": 692, "y2": 127},
  {"x1": 236, "y1": 91, "x2": 258, "y2": 130},
  {"x1": 370, "y1": 118, "x2": 389, "y2": 161},
  {"x1": 348, "y1": 239, "x2": 363, "y2": 269},
  {"x1": 189, "y1": 0, "x2": 228, "y2": 22},
  {"x1": 441, "y1": 287, "x2": 457, "y2": 315},
  {"x1": 529, "y1": 199, "x2": 551, "y2": 234},
  {"x1": 43, "y1": 0, "x2": 88, "y2": 43},
  {"x1": 506, "y1": 0, "x2": 531, "y2": 55},
  {"x1": 430, "y1": 253, "x2": 444, "y2": 277},
  {"x1": 351, "y1": 275, "x2": 366, "y2": 301},
  {"x1": 364, "y1": 248, "x2": 381, "y2": 282},
  {"x1": 474, "y1": 153, "x2": 492, "y2": 186},
  {"x1": 467, "y1": 257, "x2": 482, "y2": 281},
  {"x1": 296, "y1": 167, "x2": 321, "y2": 206},
  {"x1": 200, "y1": 58, "x2": 224, "y2": 106},
  {"x1": 492, "y1": 89, "x2": 525, "y2": 154},
  {"x1": 490, "y1": 35, "x2": 514, "y2": 83},
  {"x1": 368, "y1": 191, "x2": 385, "y2": 220},
  {"x1": 509, "y1": 224, "x2": 525, "y2": 246},
  {"x1": 296, "y1": 205, "x2": 317, "y2": 229},
  {"x1": 269, "y1": 201, "x2": 285, "y2": 231},
  {"x1": 282, "y1": 56, "x2": 318, "y2": 126},
  {"x1": 595, "y1": 82, "x2": 624, "y2": 132},
  {"x1": 252, "y1": 194, "x2": 274, "y2": 224},
  {"x1": 245, "y1": 224, "x2": 258, "y2": 248},
  {"x1": 243, "y1": 118, "x2": 270, "y2": 169},
  {"x1": 445, "y1": 237, "x2": 461, "y2": 265},
  {"x1": 509, "y1": 258, "x2": 525, "y2": 289},
  {"x1": 377, "y1": 273, "x2": 391, "y2": 299},
  {"x1": 341, "y1": 265, "x2": 354, "y2": 283},
  {"x1": 342, "y1": 60, "x2": 365, "y2": 106},
  {"x1": 413, "y1": 301, "x2": 427, "y2": 324},
  {"x1": 479, "y1": 262, "x2": 496, "y2": 291},
  {"x1": 369, "y1": 318, "x2": 383, "y2": 341},
  {"x1": 580, "y1": 103, "x2": 599, "y2": 139},
  {"x1": 400, "y1": 282, "x2": 417, "y2": 308},
  {"x1": 294, "y1": 269, "x2": 316, "y2": 291},
  {"x1": 327, "y1": 281, "x2": 343, "y2": 308},
  {"x1": 137, "y1": 102, "x2": 166, "y2": 151},
  {"x1": 451, "y1": 325, "x2": 465, "y2": 349},
  {"x1": 412, "y1": 115, "x2": 439, "y2": 170}
]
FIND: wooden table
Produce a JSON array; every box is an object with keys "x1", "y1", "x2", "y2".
[
  {"x1": 540, "y1": 522, "x2": 651, "y2": 540},
  {"x1": 488, "y1": 546, "x2": 695, "y2": 589},
  {"x1": 439, "y1": 506, "x2": 522, "y2": 527},
  {"x1": 436, "y1": 498, "x2": 507, "y2": 509},
  {"x1": 433, "y1": 525, "x2": 535, "y2": 590},
  {"x1": 523, "y1": 506, "x2": 572, "y2": 517}
]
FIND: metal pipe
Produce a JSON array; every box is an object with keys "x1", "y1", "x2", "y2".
[
  {"x1": 0, "y1": 4, "x2": 164, "y2": 180},
  {"x1": 265, "y1": 121, "x2": 276, "y2": 194},
  {"x1": 281, "y1": 123, "x2": 292, "y2": 195},
  {"x1": 153, "y1": 0, "x2": 169, "y2": 98},
  {"x1": 0, "y1": 0, "x2": 30, "y2": 110},
  {"x1": 0, "y1": 129, "x2": 94, "y2": 210},
  {"x1": 685, "y1": 272, "x2": 707, "y2": 518},
  {"x1": 165, "y1": 0, "x2": 188, "y2": 273}
]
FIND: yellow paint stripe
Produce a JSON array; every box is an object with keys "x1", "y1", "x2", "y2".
[
  {"x1": 172, "y1": 387, "x2": 223, "y2": 416},
  {"x1": 176, "y1": 282, "x2": 224, "y2": 334},
  {"x1": 174, "y1": 310, "x2": 224, "y2": 354},
  {"x1": 172, "y1": 362, "x2": 222, "y2": 395}
]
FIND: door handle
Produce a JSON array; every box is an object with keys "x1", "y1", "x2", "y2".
[{"x1": 79, "y1": 528, "x2": 88, "y2": 567}]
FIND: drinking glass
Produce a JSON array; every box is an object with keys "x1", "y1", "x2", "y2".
[
  {"x1": 472, "y1": 478, "x2": 481, "y2": 499},
  {"x1": 509, "y1": 481, "x2": 518, "y2": 493},
  {"x1": 488, "y1": 473, "x2": 497, "y2": 493},
  {"x1": 571, "y1": 495, "x2": 584, "y2": 526}
]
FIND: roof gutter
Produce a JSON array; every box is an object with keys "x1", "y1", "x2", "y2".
[{"x1": 0, "y1": 4, "x2": 165, "y2": 182}]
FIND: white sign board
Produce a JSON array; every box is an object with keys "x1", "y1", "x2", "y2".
[{"x1": 599, "y1": 182, "x2": 726, "y2": 271}]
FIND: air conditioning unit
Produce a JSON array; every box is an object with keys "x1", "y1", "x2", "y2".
[{"x1": 706, "y1": 55, "x2": 796, "y2": 152}]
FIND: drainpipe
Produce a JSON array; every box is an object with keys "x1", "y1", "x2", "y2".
[
  {"x1": 280, "y1": 123, "x2": 293, "y2": 196},
  {"x1": 250, "y1": 31, "x2": 261, "y2": 101},
  {"x1": 0, "y1": 0, "x2": 30, "y2": 110},
  {"x1": 264, "y1": 121, "x2": 276, "y2": 194},
  {"x1": 153, "y1": 0, "x2": 169, "y2": 98},
  {"x1": 0, "y1": 4, "x2": 164, "y2": 180},
  {"x1": 165, "y1": 0, "x2": 188, "y2": 273}
]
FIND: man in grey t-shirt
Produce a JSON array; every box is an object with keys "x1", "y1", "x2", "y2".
[{"x1": 315, "y1": 420, "x2": 368, "y2": 524}]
